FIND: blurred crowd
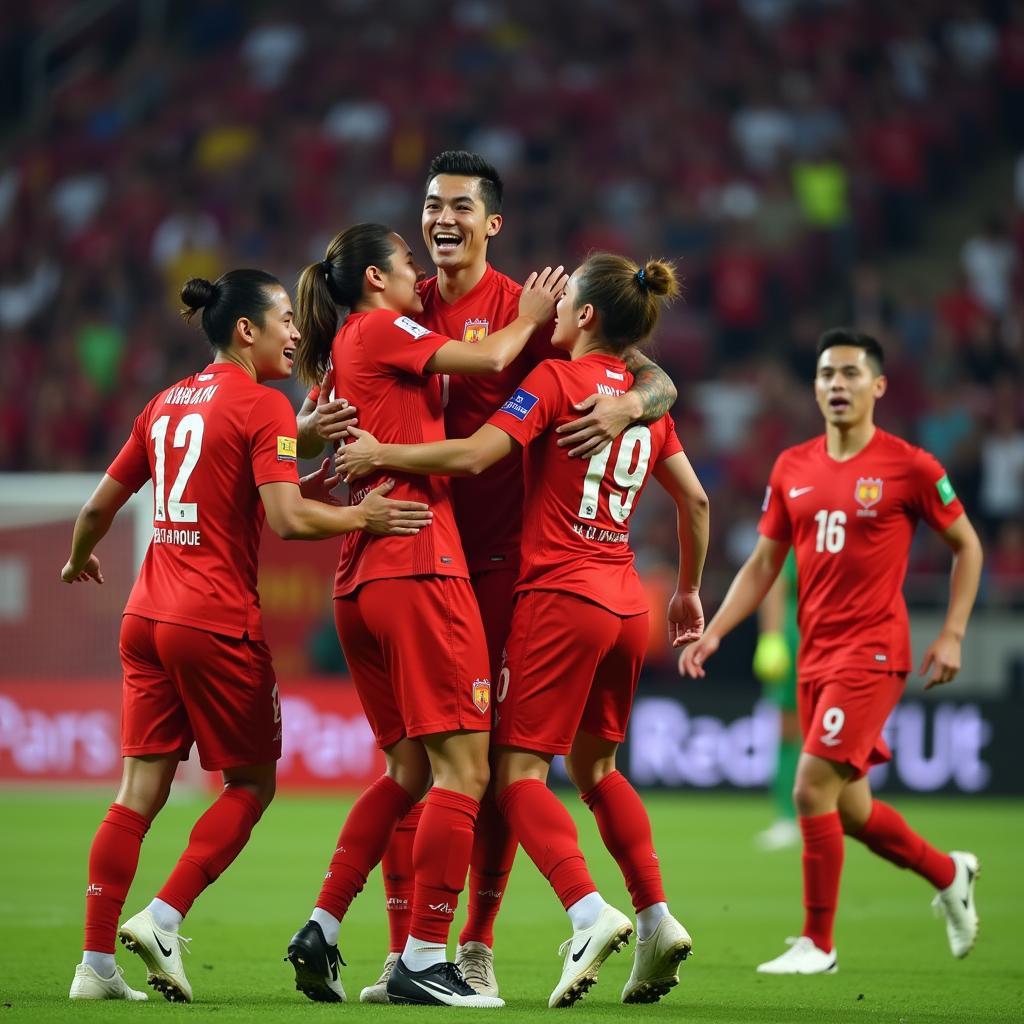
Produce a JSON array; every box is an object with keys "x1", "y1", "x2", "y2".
[{"x1": 2, "y1": 0, "x2": 1023, "y2": 602}]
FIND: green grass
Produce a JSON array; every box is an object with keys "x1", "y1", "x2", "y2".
[{"x1": 1, "y1": 790, "x2": 1021, "y2": 1022}]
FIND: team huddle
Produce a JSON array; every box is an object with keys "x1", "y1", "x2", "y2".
[{"x1": 61, "y1": 152, "x2": 984, "y2": 1008}]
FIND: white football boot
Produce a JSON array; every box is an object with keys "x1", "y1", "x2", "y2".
[
  {"x1": 621, "y1": 914, "x2": 692, "y2": 1003},
  {"x1": 757, "y1": 936, "x2": 837, "y2": 974},
  {"x1": 118, "y1": 908, "x2": 193, "y2": 1003},
  {"x1": 359, "y1": 951, "x2": 399, "y2": 1004},
  {"x1": 69, "y1": 963, "x2": 148, "y2": 1001},
  {"x1": 548, "y1": 904, "x2": 633, "y2": 1008},
  {"x1": 932, "y1": 851, "x2": 980, "y2": 958},
  {"x1": 456, "y1": 941, "x2": 500, "y2": 998}
]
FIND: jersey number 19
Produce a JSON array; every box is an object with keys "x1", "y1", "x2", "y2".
[{"x1": 577, "y1": 425, "x2": 651, "y2": 525}]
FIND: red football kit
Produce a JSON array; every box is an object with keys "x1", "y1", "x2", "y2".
[
  {"x1": 328, "y1": 308, "x2": 491, "y2": 745},
  {"x1": 758, "y1": 428, "x2": 965, "y2": 774},
  {"x1": 486, "y1": 353, "x2": 683, "y2": 754},
  {"x1": 105, "y1": 361, "x2": 300, "y2": 768}
]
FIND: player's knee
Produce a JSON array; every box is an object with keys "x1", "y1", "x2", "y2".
[
  {"x1": 793, "y1": 778, "x2": 828, "y2": 817},
  {"x1": 564, "y1": 753, "x2": 614, "y2": 793}
]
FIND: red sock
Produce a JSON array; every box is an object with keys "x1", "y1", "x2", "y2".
[
  {"x1": 83, "y1": 804, "x2": 150, "y2": 953},
  {"x1": 800, "y1": 812, "x2": 844, "y2": 953},
  {"x1": 316, "y1": 775, "x2": 415, "y2": 922},
  {"x1": 156, "y1": 787, "x2": 264, "y2": 918},
  {"x1": 409, "y1": 788, "x2": 479, "y2": 944},
  {"x1": 458, "y1": 787, "x2": 517, "y2": 948},
  {"x1": 382, "y1": 802, "x2": 422, "y2": 952},
  {"x1": 581, "y1": 771, "x2": 665, "y2": 912},
  {"x1": 498, "y1": 779, "x2": 596, "y2": 911},
  {"x1": 854, "y1": 800, "x2": 955, "y2": 890}
]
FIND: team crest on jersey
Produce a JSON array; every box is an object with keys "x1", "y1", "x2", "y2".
[
  {"x1": 855, "y1": 477, "x2": 882, "y2": 509},
  {"x1": 472, "y1": 678, "x2": 491, "y2": 714},
  {"x1": 462, "y1": 319, "x2": 489, "y2": 344}
]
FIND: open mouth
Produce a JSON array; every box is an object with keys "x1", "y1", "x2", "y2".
[
  {"x1": 433, "y1": 233, "x2": 462, "y2": 252},
  {"x1": 283, "y1": 347, "x2": 295, "y2": 363},
  {"x1": 829, "y1": 396, "x2": 850, "y2": 412}
]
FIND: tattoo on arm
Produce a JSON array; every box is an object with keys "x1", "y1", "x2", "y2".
[{"x1": 622, "y1": 349, "x2": 677, "y2": 421}]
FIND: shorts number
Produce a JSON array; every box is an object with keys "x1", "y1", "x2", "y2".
[
  {"x1": 820, "y1": 706, "x2": 845, "y2": 746},
  {"x1": 496, "y1": 666, "x2": 510, "y2": 703},
  {"x1": 151, "y1": 413, "x2": 205, "y2": 523},
  {"x1": 577, "y1": 425, "x2": 652, "y2": 524},
  {"x1": 813, "y1": 509, "x2": 846, "y2": 553}
]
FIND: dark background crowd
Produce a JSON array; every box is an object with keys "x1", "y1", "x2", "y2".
[{"x1": 3, "y1": 0, "x2": 1023, "y2": 616}]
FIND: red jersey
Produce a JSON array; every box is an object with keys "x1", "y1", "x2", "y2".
[
  {"x1": 420, "y1": 264, "x2": 559, "y2": 573},
  {"x1": 488, "y1": 354, "x2": 682, "y2": 615},
  {"x1": 106, "y1": 362, "x2": 300, "y2": 640},
  {"x1": 331, "y1": 307, "x2": 468, "y2": 597},
  {"x1": 758, "y1": 428, "x2": 964, "y2": 679}
]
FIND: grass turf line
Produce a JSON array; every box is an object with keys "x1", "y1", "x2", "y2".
[{"x1": 1, "y1": 791, "x2": 1020, "y2": 1022}]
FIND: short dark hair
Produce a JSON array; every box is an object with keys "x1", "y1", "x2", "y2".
[
  {"x1": 425, "y1": 150, "x2": 503, "y2": 215},
  {"x1": 816, "y1": 327, "x2": 884, "y2": 375}
]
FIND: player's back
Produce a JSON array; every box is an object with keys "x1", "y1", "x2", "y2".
[
  {"x1": 491, "y1": 353, "x2": 680, "y2": 616},
  {"x1": 112, "y1": 362, "x2": 296, "y2": 641},
  {"x1": 331, "y1": 308, "x2": 467, "y2": 595}
]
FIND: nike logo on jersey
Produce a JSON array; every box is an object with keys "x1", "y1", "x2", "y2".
[
  {"x1": 788, "y1": 486, "x2": 814, "y2": 498},
  {"x1": 154, "y1": 933, "x2": 173, "y2": 958},
  {"x1": 571, "y1": 938, "x2": 592, "y2": 962}
]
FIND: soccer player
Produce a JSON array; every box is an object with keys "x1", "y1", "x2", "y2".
[
  {"x1": 285, "y1": 223, "x2": 564, "y2": 1007},
  {"x1": 752, "y1": 550, "x2": 801, "y2": 851},
  {"x1": 680, "y1": 328, "x2": 984, "y2": 974},
  {"x1": 63, "y1": 270, "x2": 432, "y2": 1003},
  {"x1": 296, "y1": 151, "x2": 678, "y2": 1000},
  {"x1": 338, "y1": 253, "x2": 708, "y2": 1007}
]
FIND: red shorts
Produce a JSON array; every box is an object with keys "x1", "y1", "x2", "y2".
[
  {"x1": 470, "y1": 566, "x2": 518, "y2": 683},
  {"x1": 799, "y1": 671, "x2": 906, "y2": 778},
  {"x1": 493, "y1": 589, "x2": 648, "y2": 756},
  {"x1": 120, "y1": 614, "x2": 281, "y2": 771},
  {"x1": 334, "y1": 576, "x2": 492, "y2": 749}
]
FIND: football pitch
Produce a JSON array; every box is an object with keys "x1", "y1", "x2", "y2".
[{"x1": 2, "y1": 790, "x2": 1020, "y2": 1022}]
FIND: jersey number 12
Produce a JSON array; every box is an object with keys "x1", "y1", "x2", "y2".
[
  {"x1": 151, "y1": 413, "x2": 204, "y2": 523},
  {"x1": 577, "y1": 425, "x2": 652, "y2": 525}
]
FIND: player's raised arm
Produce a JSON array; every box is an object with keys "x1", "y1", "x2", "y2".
[
  {"x1": 918, "y1": 513, "x2": 983, "y2": 689},
  {"x1": 653, "y1": 451, "x2": 710, "y2": 647},
  {"x1": 679, "y1": 535, "x2": 789, "y2": 678},
  {"x1": 557, "y1": 348, "x2": 678, "y2": 459},
  {"x1": 259, "y1": 478, "x2": 432, "y2": 539},
  {"x1": 423, "y1": 266, "x2": 567, "y2": 375},
  {"x1": 339, "y1": 423, "x2": 517, "y2": 481},
  {"x1": 61, "y1": 474, "x2": 135, "y2": 583}
]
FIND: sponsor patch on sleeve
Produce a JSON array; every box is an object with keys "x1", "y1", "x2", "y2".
[
  {"x1": 499, "y1": 388, "x2": 539, "y2": 422},
  {"x1": 936, "y1": 474, "x2": 956, "y2": 506},
  {"x1": 393, "y1": 316, "x2": 432, "y2": 339},
  {"x1": 277, "y1": 436, "x2": 297, "y2": 461}
]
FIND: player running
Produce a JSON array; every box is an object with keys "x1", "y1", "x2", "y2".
[
  {"x1": 296, "y1": 151, "x2": 678, "y2": 1000},
  {"x1": 63, "y1": 270, "x2": 431, "y2": 1004},
  {"x1": 285, "y1": 223, "x2": 564, "y2": 1008},
  {"x1": 680, "y1": 328, "x2": 984, "y2": 974},
  {"x1": 338, "y1": 252, "x2": 708, "y2": 1007}
]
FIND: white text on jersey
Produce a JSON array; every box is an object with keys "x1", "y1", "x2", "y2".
[{"x1": 164, "y1": 384, "x2": 220, "y2": 406}]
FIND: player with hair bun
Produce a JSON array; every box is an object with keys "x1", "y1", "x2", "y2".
[
  {"x1": 64, "y1": 270, "x2": 431, "y2": 1004},
  {"x1": 339, "y1": 252, "x2": 709, "y2": 1008}
]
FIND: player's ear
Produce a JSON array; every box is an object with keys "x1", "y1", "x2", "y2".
[
  {"x1": 578, "y1": 302, "x2": 595, "y2": 329},
  {"x1": 365, "y1": 264, "x2": 386, "y2": 291},
  {"x1": 486, "y1": 213, "x2": 502, "y2": 238},
  {"x1": 873, "y1": 373, "x2": 887, "y2": 399},
  {"x1": 235, "y1": 316, "x2": 256, "y2": 346}
]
